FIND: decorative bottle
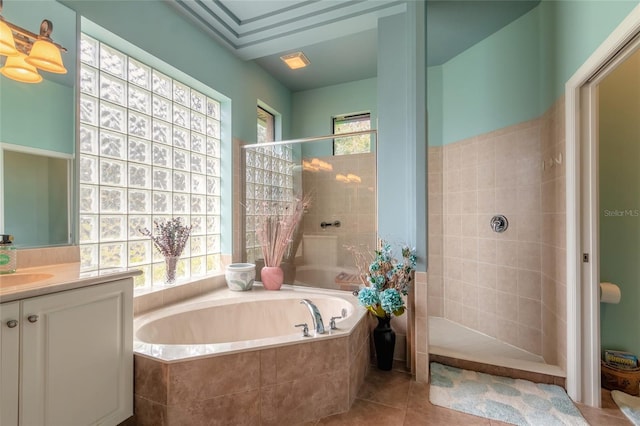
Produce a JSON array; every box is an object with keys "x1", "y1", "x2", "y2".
[{"x1": 0, "y1": 234, "x2": 17, "y2": 274}]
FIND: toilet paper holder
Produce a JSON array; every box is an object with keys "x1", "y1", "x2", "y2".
[{"x1": 600, "y1": 282, "x2": 622, "y2": 304}]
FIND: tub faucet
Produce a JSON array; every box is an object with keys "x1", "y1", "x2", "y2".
[{"x1": 300, "y1": 299, "x2": 325, "y2": 335}]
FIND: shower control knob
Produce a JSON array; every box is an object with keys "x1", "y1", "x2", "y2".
[
  {"x1": 6, "y1": 320, "x2": 17, "y2": 328},
  {"x1": 490, "y1": 215, "x2": 509, "y2": 233},
  {"x1": 27, "y1": 314, "x2": 39, "y2": 323}
]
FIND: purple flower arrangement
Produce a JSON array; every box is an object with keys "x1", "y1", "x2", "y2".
[{"x1": 139, "y1": 218, "x2": 193, "y2": 258}]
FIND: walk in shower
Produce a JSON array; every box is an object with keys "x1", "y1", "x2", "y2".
[
  {"x1": 241, "y1": 131, "x2": 378, "y2": 292},
  {"x1": 426, "y1": 101, "x2": 567, "y2": 381}
]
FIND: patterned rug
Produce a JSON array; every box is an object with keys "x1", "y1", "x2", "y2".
[
  {"x1": 429, "y1": 362, "x2": 588, "y2": 425},
  {"x1": 612, "y1": 390, "x2": 640, "y2": 425}
]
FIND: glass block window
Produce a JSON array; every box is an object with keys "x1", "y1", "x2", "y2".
[
  {"x1": 244, "y1": 144, "x2": 295, "y2": 263},
  {"x1": 79, "y1": 33, "x2": 222, "y2": 288}
]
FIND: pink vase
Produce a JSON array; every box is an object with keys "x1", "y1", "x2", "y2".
[{"x1": 261, "y1": 266, "x2": 284, "y2": 290}]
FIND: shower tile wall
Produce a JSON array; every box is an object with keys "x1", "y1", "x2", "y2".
[
  {"x1": 427, "y1": 97, "x2": 566, "y2": 369},
  {"x1": 428, "y1": 146, "x2": 444, "y2": 318},
  {"x1": 540, "y1": 97, "x2": 566, "y2": 369},
  {"x1": 302, "y1": 152, "x2": 376, "y2": 269}
]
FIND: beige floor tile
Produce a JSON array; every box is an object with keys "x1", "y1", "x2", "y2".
[
  {"x1": 407, "y1": 379, "x2": 430, "y2": 407},
  {"x1": 356, "y1": 368, "x2": 412, "y2": 409},
  {"x1": 601, "y1": 389, "x2": 632, "y2": 418},
  {"x1": 317, "y1": 399, "x2": 405, "y2": 426},
  {"x1": 578, "y1": 405, "x2": 633, "y2": 426},
  {"x1": 404, "y1": 404, "x2": 491, "y2": 425},
  {"x1": 576, "y1": 404, "x2": 633, "y2": 426}
]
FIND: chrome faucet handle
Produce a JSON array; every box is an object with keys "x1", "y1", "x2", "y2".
[
  {"x1": 329, "y1": 316, "x2": 341, "y2": 330},
  {"x1": 295, "y1": 323, "x2": 310, "y2": 337}
]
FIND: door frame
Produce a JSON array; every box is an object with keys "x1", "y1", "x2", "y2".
[{"x1": 566, "y1": 3, "x2": 640, "y2": 407}]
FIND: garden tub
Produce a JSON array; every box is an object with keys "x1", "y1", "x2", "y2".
[{"x1": 132, "y1": 284, "x2": 371, "y2": 425}]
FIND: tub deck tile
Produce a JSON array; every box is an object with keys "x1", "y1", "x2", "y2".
[
  {"x1": 349, "y1": 340, "x2": 370, "y2": 405},
  {"x1": 261, "y1": 348, "x2": 277, "y2": 386},
  {"x1": 275, "y1": 338, "x2": 348, "y2": 382},
  {"x1": 134, "y1": 356, "x2": 168, "y2": 405},
  {"x1": 132, "y1": 395, "x2": 167, "y2": 426},
  {"x1": 167, "y1": 351, "x2": 261, "y2": 404},
  {"x1": 263, "y1": 370, "x2": 350, "y2": 425},
  {"x1": 166, "y1": 388, "x2": 260, "y2": 426}
]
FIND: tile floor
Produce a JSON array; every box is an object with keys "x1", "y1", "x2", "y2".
[{"x1": 309, "y1": 366, "x2": 633, "y2": 425}]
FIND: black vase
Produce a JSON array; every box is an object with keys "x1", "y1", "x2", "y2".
[{"x1": 373, "y1": 315, "x2": 395, "y2": 371}]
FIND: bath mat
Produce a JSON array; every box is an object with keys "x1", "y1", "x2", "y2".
[
  {"x1": 429, "y1": 362, "x2": 588, "y2": 425},
  {"x1": 612, "y1": 390, "x2": 640, "y2": 425}
]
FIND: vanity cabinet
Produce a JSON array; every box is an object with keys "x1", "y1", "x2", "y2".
[
  {"x1": 0, "y1": 301, "x2": 20, "y2": 426},
  {"x1": 0, "y1": 279, "x2": 133, "y2": 426}
]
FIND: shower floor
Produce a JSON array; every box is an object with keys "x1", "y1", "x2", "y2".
[{"x1": 428, "y1": 316, "x2": 565, "y2": 378}]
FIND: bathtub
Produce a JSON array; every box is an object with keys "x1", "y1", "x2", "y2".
[
  {"x1": 134, "y1": 285, "x2": 364, "y2": 360},
  {"x1": 293, "y1": 264, "x2": 361, "y2": 291},
  {"x1": 132, "y1": 284, "x2": 371, "y2": 425}
]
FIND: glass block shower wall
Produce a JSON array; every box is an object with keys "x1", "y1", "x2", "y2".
[
  {"x1": 244, "y1": 145, "x2": 296, "y2": 263},
  {"x1": 78, "y1": 34, "x2": 222, "y2": 288}
]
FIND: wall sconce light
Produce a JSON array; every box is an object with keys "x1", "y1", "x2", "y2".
[{"x1": 0, "y1": 0, "x2": 67, "y2": 84}]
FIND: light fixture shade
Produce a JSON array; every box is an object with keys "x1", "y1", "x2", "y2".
[
  {"x1": 25, "y1": 39, "x2": 66, "y2": 73},
  {"x1": 0, "y1": 52, "x2": 42, "y2": 83},
  {"x1": 280, "y1": 52, "x2": 310, "y2": 70},
  {"x1": 0, "y1": 20, "x2": 18, "y2": 56}
]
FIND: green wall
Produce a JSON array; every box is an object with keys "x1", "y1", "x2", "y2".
[
  {"x1": 429, "y1": 0, "x2": 639, "y2": 147},
  {"x1": 539, "y1": 0, "x2": 640, "y2": 108},
  {"x1": 377, "y1": 2, "x2": 427, "y2": 265},
  {"x1": 599, "y1": 49, "x2": 640, "y2": 358},
  {"x1": 0, "y1": 80, "x2": 75, "y2": 153},
  {"x1": 291, "y1": 77, "x2": 377, "y2": 158},
  {"x1": 0, "y1": 0, "x2": 76, "y2": 154},
  {"x1": 427, "y1": 65, "x2": 443, "y2": 148},
  {"x1": 440, "y1": 6, "x2": 541, "y2": 146}
]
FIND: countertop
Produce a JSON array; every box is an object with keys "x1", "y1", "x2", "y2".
[{"x1": 0, "y1": 263, "x2": 142, "y2": 303}]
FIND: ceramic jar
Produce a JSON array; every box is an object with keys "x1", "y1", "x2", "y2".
[{"x1": 225, "y1": 263, "x2": 256, "y2": 291}]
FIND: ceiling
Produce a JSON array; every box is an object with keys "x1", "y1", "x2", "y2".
[{"x1": 170, "y1": 0, "x2": 541, "y2": 92}]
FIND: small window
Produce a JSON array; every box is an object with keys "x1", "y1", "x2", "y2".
[
  {"x1": 333, "y1": 112, "x2": 371, "y2": 155},
  {"x1": 258, "y1": 106, "x2": 275, "y2": 143}
]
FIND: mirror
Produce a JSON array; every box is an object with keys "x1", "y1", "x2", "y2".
[{"x1": 1, "y1": 147, "x2": 72, "y2": 248}]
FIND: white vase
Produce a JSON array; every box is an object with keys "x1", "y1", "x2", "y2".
[{"x1": 225, "y1": 263, "x2": 256, "y2": 291}]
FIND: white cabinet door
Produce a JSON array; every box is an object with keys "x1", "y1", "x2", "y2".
[
  {"x1": 20, "y1": 279, "x2": 133, "y2": 426},
  {"x1": 1, "y1": 301, "x2": 20, "y2": 426}
]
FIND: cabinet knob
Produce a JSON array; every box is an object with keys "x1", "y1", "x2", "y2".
[
  {"x1": 27, "y1": 315, "x2": 39, "y2": 323},
  {"x1": 6, "y1": 320, "x2": 18, "y2": 328}
]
